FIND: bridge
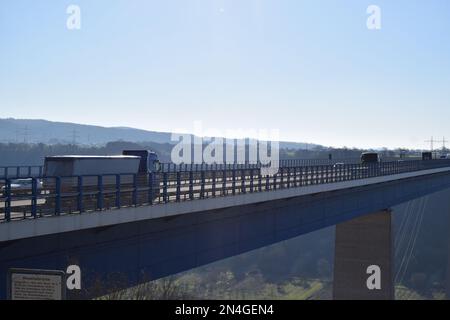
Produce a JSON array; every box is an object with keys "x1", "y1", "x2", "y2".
[{"x1": 1, "y1": 158, "x2": 450, "y2": 299}]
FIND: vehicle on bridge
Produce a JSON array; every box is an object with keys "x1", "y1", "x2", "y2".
[
  {"x1": 42, "y1": 150, "x2": 161, "y2": 212},
  {"x1": 360, "y1": 152, "x2": 379, "y2": 164},
  {"x1": 422, "y1": 152, "x2": 433, "y2": 161},
  {"x1": 347, "y1": 152, "x2": 381, "y2": 178},
  {"x1": 1, "y1": 178, "x2": 43, "y2": 196}
]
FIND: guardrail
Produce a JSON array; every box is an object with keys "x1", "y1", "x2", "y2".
[
  {"x1": 0, "y1": 157, "x2": 419, "y2": 178},
  {"x1": 159, "y1": 158, "x2": 365, "y2": 172},
  {"x1": 0, "y1": 166, "x2": 43, "y2": 179},
  {"x1": 1, "y1": 159, "x2": 449, "y2": 223},
  {"x1": 0, "y1": 160, "x2": 359, "y2": 178}
]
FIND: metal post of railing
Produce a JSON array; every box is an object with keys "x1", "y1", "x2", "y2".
[
  {"x1": 241, "y1": 169, "x2": 246, "y2": 194},
  {"x1": 55, "y1": 177, "x2": 61, "y2": 215},
  {"x1": 31, "y1": 177, "x2": 37, "y2": 218},
  {"x1": 163, "y1": 172, "x2": 168, "y2": 203},
  {"x1": 176, "y1": 171, "x2": 181, "y2": 201},
  {"x1": 116, "y1": 175, "x2": 121, "y2": 208},
  {"x1": 232, "y1": 169, "x2": 236, "y2": 195},
  {"x1": 5, "y1": 179, "x2": 11, "y2": 221},
  {"x1": 212, "y1": 170, "x2": 216, "y2": 197},
  {"x1": 189, "y1": 171, "x2": 194, "y2": 200},
  {"x1": 28, "y1": 166, "x2": 31, "y2": 177},
  {"x1": 200, "y1": 171, "x2": 205, "y2": 198},
  {"x1": 16, "y1": 167, "x2": 20, "y2": 178},
  {"x1": 4, "y1": 167, "x2": 8, "y2": 179},
  {"x1": 265, "y1": 174, "x2": 270, "y2": 191},
  {"x1": 250, "y1": 169, "x2": 254, "y2": 193},
  {"x1": 279, "y1": 168, "x2": 283, "y2": 189},
  {"x1": 287, "y1": 167, "x2": 291, "y2": 188},
  {"x1": 147, "y1": 173, "x2": 154, "y2": 204},
  {"x1": 222, "y1": 170, "x2": 227, "y2": 196},
  {"x1": 132, "y1": 174, "x2": 138, "y2": 206},
  {"x1": 274, "y1": 172, "x2": 278, "y2": 190},
  {"x1": 299, "y1": 167, "x2": 303, "y2": 186},
  {"x1": 258, "y1": 171, "x2": 262, "y2": 192},
  {"x1": 293, "y1": 167, "x2": 297, "y2": 187},
  {"x1": 78, "y1": 176, "x2": 84, "y2": 213},
  {"x1": 97, "y1": 175, "x2": 104, "y2": 210},
  {"x1": 313, "y1": 166, "x2": 320, "y2": 184},
  {"x1": 319, "y1": 166, "x2": 324, "y2": 184}
]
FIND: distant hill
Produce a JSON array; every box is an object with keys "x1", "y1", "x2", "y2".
[
  {"x1": 0, "y1": 118, "x2": 172, "y2": 145},
  {"x1": 0, "y1": 118, "x2": 318, "y2": 150}
]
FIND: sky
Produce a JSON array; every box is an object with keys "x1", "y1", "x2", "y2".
[{"x1": 1, "y1": 0, "x2": 450, "y2": 149}]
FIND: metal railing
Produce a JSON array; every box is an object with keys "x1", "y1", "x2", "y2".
[
  {"x1": 1, "y1": 159, "x2": 450, "y2": 223},
  {"x1": 0, "y1": 166, "x2": 43, "y2": 179},
  {"x1": 159, "y1": 158, "x2": 364, "y2": 172}
]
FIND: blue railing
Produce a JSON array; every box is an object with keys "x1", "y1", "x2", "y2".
[
  {"x1": 0, "y1": 166, "x2": 43, "y2": 179},
  {"x1": 159, "y1": 158, "x2": 365, "y2": 172},
  {"x1": 0, "y1": 157, "x2": 418, "y2": 178},
  {"x1": 1, "y1": 159, "x2": 450, "y2": 223}
]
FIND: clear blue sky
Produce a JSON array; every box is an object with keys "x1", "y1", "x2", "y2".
[{"x1": 1, "y1": 0, "x2": 449, "y2": 149}]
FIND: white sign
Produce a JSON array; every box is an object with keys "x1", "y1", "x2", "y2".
[{"x1": 8, "y1": 269, "x2": 66, "y2": 300}]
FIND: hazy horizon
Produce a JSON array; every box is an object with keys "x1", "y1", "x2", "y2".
[{"x1": 0, "y1": 117, "x2": 439, "y2": 151}]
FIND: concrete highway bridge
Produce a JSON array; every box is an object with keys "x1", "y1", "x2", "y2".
[{"x1": 1, "y1": 158, "x2": 450, "y2": 299}]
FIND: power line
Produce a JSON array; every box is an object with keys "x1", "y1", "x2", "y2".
[
  {"x1": 439, "y1": 137, "x2": 448, "y2": 150},
  {"x1": 425, "y1": 136, "x2": 438, "y2": 151},
  {"x1": 70, "y1": 128, "x2": 80, "y2": 145}
]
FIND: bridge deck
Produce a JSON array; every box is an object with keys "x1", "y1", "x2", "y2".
[{"x1": 1, "y1": 159, "x2": 450, "y2": 225}]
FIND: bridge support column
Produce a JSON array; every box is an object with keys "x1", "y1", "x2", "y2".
[
  {"x1": 446, "y1": 209, "x2": 450, "y2": 300},
  {"x1": 333, "y1": 210, "x2": 394, "y2": 300}
]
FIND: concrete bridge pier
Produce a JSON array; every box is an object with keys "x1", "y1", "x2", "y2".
[
  {"x1": 333, "y1": 210, "x2": 394, "y2": 300},
  {"x1": 446, "y1": 207, "x2": 450, "y2": 300}
]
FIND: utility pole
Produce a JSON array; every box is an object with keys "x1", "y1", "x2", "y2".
[
  {"x1": 23, "y1": 126, "x2": 29, "y2": 144},
  {"x1": 425, "y1": 136, "x2": 438, "y2": 151},
  {"x1": 71, "y1": 128, "x2": 79, "y2": 145},
  {"x1": 440, "y1": 137, "x2": 448, "y2": 151}
]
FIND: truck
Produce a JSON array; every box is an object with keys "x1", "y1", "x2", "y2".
[
  {"x1": 42, "y1": 150, "x2": 161, "y2": 212},
  {"x1": 422, "y1": 152, "x2": 433, "y2": 161},
  {"x1": 360, "y1": 152, "x2": 379, "y2": 164}
]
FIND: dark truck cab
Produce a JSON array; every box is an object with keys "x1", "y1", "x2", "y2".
[
  {"x1": 122, "y1": 150, "x2": 160, "y2": 173},
  {"x1": 422, "y1": 152, "x2": 433, "y2": 161},
  {"x1": 360, "y1": 152, "x2": 379, "y2": 164},
  {"x1": 348, "y1": 152, "x2": 380, "y2": 179}
]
